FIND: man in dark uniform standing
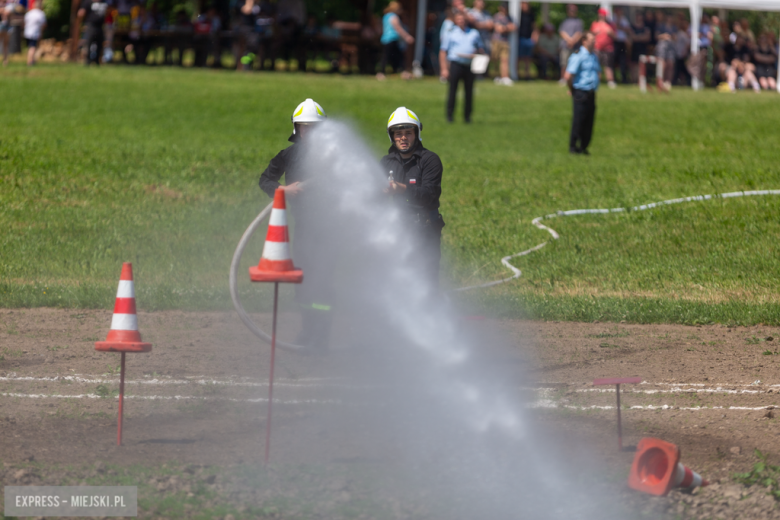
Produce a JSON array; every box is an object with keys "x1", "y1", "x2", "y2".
[
  {"x1": 77, "y1": 0, "x2": 109, "y2": 66},
  {"x1": 258, "y1": 98, "x2": 333, "y2": 352},
  {"x1": 381, "y1": 107, "x2": 445, "y2": 289}
]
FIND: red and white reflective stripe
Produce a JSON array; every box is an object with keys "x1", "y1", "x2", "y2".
[
  {"x1": 264, "y1": 225, "x2": 289, "y2": 243},
  {"x1": 672, "y1": 462, "x2": 703, "y2": 489},
  {"x1": 111, "y1": 263, "x2": 139, "y2": 331},
  {"x1": 261, "y1": 240, "x2": 291, "y2": 261},
  {"x1": 113, "y1": 297, "x2": 136, "y2": 315},
  {"x1": 110, "y1": 313, "x2": 139, "y2": 331},
  {"x1": 116, "y1": 280, "x2": 135, "y2": 298},
  {"x1": 268, "y1": 208, "x2": 287, "y2": 227}
]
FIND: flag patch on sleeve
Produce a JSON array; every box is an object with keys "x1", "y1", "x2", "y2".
[{"x1": 409, "y1": 179, "x2": 416, "y2": 184}]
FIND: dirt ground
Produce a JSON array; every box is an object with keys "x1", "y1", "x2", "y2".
[{"x1": 2, "y1": 307, "x2": 780, "y2": 519}]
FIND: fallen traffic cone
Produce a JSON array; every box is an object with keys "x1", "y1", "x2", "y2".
[
  {"x1": 95, "y1": 262, "x2": 152, "y2": 353},
  {"x1": 249, "y1": 188, "x2": 304, "y2": 283},
  {"x1": 95, "y1": 262, "x2": 152, "y2": 446},
  {"x1": 628, "y1": 437, "x2": 709, "y2": 496}
]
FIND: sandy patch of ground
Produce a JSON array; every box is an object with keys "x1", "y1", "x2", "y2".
[{"x1": 2, "y1": 308, "x2": 780, "y2": 519}]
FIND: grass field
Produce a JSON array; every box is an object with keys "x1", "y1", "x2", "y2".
[{"x1": 1, "y1": 64, "x2": 779, "y2": 324}]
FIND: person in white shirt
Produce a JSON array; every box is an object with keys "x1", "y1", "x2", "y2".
[{"x1": 23, "y1": 3, "x2": 46, "y2": 65}]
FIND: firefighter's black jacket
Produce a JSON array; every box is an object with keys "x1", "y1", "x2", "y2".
[
  {"x1": 379, "y1": 141, "x2": 443, "y2": 215},
  {"x1": 258, "y1": 132, "x2": 306, "y2": 199}
]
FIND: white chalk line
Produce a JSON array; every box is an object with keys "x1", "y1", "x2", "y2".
[
  {"x1": 0, "y1": 374, "x2": 361, "y2": 389},
  {"x1": 455, "y1": 189, "x2": 780, "y2": 291},
  {"x1": 4, "y1": 391, "x2": 772, "y2": 412},
  {"x1": 0, "y1": 392, "x2": 341, "y2": 405},
  {"x1": 3, "y1": 375, "x2": 777, "y2": 394},
  {"x1": 573, "y1": 387, "x2": 768, "y2": 395},
  {"x1": 532, "y1": 401, "x2": 777, "y2": 412}
]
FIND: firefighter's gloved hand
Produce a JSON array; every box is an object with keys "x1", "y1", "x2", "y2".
[
  {"x1": 281, "y1": 181, "x2": 304, "y2": 197},
  {"x1": 383, "y1": 180, "x2": 407, "y2": 195}
]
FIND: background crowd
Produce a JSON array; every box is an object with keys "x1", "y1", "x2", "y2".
[{"x1": 0, "y1": 0, "x2": 777, "y2": 92}]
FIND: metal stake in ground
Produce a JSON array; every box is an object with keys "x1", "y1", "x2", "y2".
[
  {"x1": 593, "y1": 376, "x2": 642, "y2": 451},
  {"x1": 95, "y1": 262, "x2": 152, "y2": 446},
  {"x1": 118, "y1": 352, "x2": 126, "y2": 445},
  {"x1": 249, "y1": 188, "x2": 304, "y2": 464},
  {"x1": 264, "y1": 282, "x2": 280, "y2": 464}
]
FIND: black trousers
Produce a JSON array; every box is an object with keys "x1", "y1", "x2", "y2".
[
  {"x1": 291, "y1": 226, "x2": 338, "y2": 349},
  {"x1": 84, "y1": 27, "x2": 103, "y2": 65},
  {"x1": 614, "y1": 41, "x2": 629, "y2": 83},
  {"x1": 447, "y1": 61, "x2": 474, "y2": 122},
  {"x1": 379, "y1": 40, "x2": 404, "y2": 73},
  {"x1": 674, "y1": 57, "x2": 691, "y2": 86},
  {"x1": 570, "y1": 88, "x2": 596, "y2": 152}
]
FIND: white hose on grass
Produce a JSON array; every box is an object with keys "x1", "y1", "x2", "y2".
[
  {"x1": 230, "y1": 189, "x2": 780, "y2": 349},
  {"x1": 454, "y1": 189, "x2": 780, "y2": 292}
]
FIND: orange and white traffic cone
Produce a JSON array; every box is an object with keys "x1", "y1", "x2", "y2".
[
  {"x1": 628, "y1": 437, "x2": 709, "y2": 496},
  {"x1": 95, "y1": 262, "x2": 152, "y2": 353},
  {"x1": 249, "y1": 188, "x2": 304, "y2": 284},
  {"x1": 95, "y1": 262, "x2": 152, "y2": 446},
  {"x1": 249, "y1": 188, "x2": 304, "y2": 464}
]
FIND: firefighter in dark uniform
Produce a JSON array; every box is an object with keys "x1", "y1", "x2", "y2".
[
  {"x1": 258, "y1": 98, "x2": 334, "y2": 352},
  {"x1": 380, "y1": 107, "x2": 445, "y2": 289}
]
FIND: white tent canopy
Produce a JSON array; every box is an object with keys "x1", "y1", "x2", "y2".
[{"x1": 414, "y1": 0, "x2": 780, "y2": 88}]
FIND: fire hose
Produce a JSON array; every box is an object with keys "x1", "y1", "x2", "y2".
[{"x1": 231, "y1": 189, "x2": 780, "y2": 351}]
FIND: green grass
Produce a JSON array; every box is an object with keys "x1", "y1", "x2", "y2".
[{"x1": 1, "y1": 63, "x2": 779, "y2": 324}]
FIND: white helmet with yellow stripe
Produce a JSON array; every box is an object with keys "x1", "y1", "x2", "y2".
[
  {"x1": 387, "y1": 107, "x2": 422, "y2": 141},
  {"x1": 291, "y1": 99, "x2": 327, "y2": 132}
]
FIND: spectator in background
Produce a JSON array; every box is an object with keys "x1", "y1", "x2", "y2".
[
  {"x1": 192, "y1": 7, "x2": 212, "y2": 67},
  {"x1": 440, "y1": 0, "x2": 466, "y2": 42},
  {"x1": 1, "y1": 0, "x2": 14, "y2": 66},
  {"x1": 516, "y1": 2, "x2": 536, "y2": 80},
  {"x1": 276, "y1": 0, "x2": 306, "y2": 71},
  {"x1": 252, "y1": 1, "x2": 274, "y2": 70},
  {"x1": 725, "y1": 33, "x2": 751, "y2": 65},
  {"x1": 491, "y1": 2, "x2": 514, "y2": 85},
  {"x1": 738, "y1": 18, "x2": 755, "y2": 44},
  {"x1": 467, "y1": 0, "x2": 492, "y2": 58},
  {"x1": 629, "y1": 11, "x2": 650, "y2": 82},
  {"x1": 726, "y1": 55, "x2": 760, "y2": 93},
  {"x1": 644, "y1": 9, "x2": 656, "y2": 48},
  {"x1": 612, "y1": 7, "x2": 629, "y2": 84},
  {"x1": 207, "y1": 7, "x2": 222, "y2": 68},
  {"x1": 673, "y1": 18, "x2": 690, "y2": 86},
  {"x1": 78, "y1": 0, "x2": 109, "y2": 66},
  {"x1": 23, "y1": 1, "x2": 45, "y2": 65},
  {"x1": 234, "y1": 0, "x2": 259, "y2": 70},
  {"x1": 377, "y1": 1, "x2": 414, "y2": 80},
  {"x1": 695, "y1": 13, "x2": 712, "y2": 85},
  {"x1": 710, "y1": 14, "x2": 724, "y2": 64},
  {"x1": 440, "y1": 11, "x2": 484, "y2": 123},
  {"x1": 536, "y1": 23, "x2": 559, "y2": 80},
  {"x1": 558, "y1": 3, "x2": 582, "y2": 85},
  {"x1": 129, "y1": 4, "x2": 156, "y2": 65},
  {"x1": 490, "y1": 2, "x2": 517, "y2": 86},
  {"x1": 653, "y1": 12, "x2": 674, "y2": 92},
  {"x1": 753, "y1": 32, "x2": 777, "y2": 91},
  {"x1": 590, "y1": 7, "x2": 615, "y2": 88}
]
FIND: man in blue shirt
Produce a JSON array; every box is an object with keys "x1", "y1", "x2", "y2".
[
  {"x1": 440, "y1": 12, "x2": 484, "y2": 123},
  {"x1": 564, "y1": 31, "x2": 600, "y2": 155}
]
